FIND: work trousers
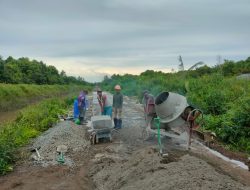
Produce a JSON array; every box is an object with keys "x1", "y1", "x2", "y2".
[
  {"x1": 113, "y1": 108, "x2": 122, "y2": 119},
  {"x1": 78, "y1": 106, "x2": 86, "y2": 124},
  {"x1": 102, "y1": 106, "x2": 112, "y2": 118}
]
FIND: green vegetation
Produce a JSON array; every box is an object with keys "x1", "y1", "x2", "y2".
[
  {"x1": 0, "y1": 83, "x2": 91, "y2": 111},
  {"x1": 0, "y1": 55, "x2": 93, "y2": 175},
  {"x1": 0, "y1": 82, "x2": 92, "y2": 175},
  {"x1": 100, "y1": 57, "x2": 250, "y2": 154},
  {"x1": 0, "y1": 97, "x2": 74, "y2": 175},
  {"x1": 0, "y1": 56, "x2": 88, "y2": 85}
]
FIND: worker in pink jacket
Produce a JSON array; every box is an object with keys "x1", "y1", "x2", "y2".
[{"x1": 97, "y1": 88, "x2": 112, "y2": 117}]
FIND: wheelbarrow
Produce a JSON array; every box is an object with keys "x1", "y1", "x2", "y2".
[{"x1": 89, "y1": 115, "x2": 113, "y2": 144}]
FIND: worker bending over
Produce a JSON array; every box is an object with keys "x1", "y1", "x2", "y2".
[
  {"x1": 97, "y1": 88, "x2": 112, "y2": 117},
  {"x1": 78, "y1": 91, "x2": 88, "y2": 124},
  {"x1": 113, "y1": 85, "x2": 123, "y2": 129}
]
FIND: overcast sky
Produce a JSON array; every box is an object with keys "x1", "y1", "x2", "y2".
[{"x1": 0, "y1": 0, "x2": 250, "y2": 82}]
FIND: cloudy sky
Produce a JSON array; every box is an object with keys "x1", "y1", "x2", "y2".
[{"x1": 0, "y1": 0, "x2": 250, "y2": 82}]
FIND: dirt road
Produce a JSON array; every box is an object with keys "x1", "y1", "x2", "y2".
[{"x1": 0, "y1": 93, "x2": 249, "y2": 190}]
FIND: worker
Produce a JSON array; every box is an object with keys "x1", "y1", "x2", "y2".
[
  {"x1": 78, "y1": 91, "x2": 88, "y2": 124},
  {"x1": 73, "y1": 97, "x2": 79, "y2": 120},
  {"x1": 142, "y1": 90, "x2": 156, "y2": 128},
  {"x1": 112, "y1": 84, "x2": 123, "y2": 129},
  {"x1": 97, "y1": 88, "x2": 112, "y2": 117}
]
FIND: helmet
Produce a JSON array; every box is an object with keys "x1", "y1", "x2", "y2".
[{"x1": 114, "y1": 85, "x2": 121, "y2": 90}]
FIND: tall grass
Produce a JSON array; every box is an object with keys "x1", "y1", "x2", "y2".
[{"x1": 0, "y1": 84, "x2": 91, "y2": 111}]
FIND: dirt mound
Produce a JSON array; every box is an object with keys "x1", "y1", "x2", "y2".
[
  {"x1": 29, "y1": 121, "x2": 90, "y2": 167},
  {"x1": 90, "y1": 146, "x2": 249, "y2": 190}
]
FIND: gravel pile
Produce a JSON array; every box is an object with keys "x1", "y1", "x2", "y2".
[
  {"x1": 91, "y1": 146, "x2": 249, "y2": 190},
  {"x1": 30, "y1": 120, "x2": 90, "y2": 167}
]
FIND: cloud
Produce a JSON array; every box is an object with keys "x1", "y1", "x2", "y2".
[{"x1": 0, "y1": 0, "x2": 250, "y2": 82}]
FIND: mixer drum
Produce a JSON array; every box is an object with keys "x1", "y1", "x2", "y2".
[{"x1": 154, "y1": 92, "x2": 189, "y2": 133}]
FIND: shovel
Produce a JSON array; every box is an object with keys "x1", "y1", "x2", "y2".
[
  {"x1": 154, "y1": 117, "x2": 168, "y2": 157},
  {"x1": 30, "y1": 146, "x2": 42, "y2": 161},
  {"x1": 56, "y1": 145, "x2": 68, "y2": 164}
]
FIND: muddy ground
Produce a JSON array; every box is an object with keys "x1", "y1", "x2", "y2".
[{"x1": 0, "y1": 94, "x2": 249, "y2": 190}]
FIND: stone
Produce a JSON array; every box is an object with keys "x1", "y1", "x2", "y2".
[
  {"x1": 91, "y1": 115, "x2": 112, "y2": 129},
  {"x1": 56, "y1": 145, "x2": 68, "y2": 153}
]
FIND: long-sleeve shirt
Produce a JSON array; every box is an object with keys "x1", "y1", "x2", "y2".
[
  {"x1": 113, "y1": 92, "x2": 123, "y2": 109},
  {"x1": 78, "y1": 94, "x2": 88, "y2": 110}
]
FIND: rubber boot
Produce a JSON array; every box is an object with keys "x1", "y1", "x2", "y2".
[
  {"x1": 79, "y1": 117, "x2": 84, "y2": 125},
  {"x1": 120, "y1": 119, "x2": 122, "y2": 128},
  {"x1": 117, "y1": 119, "x2": 122, "y2": 129},
  {"x1": 114, "y1": 118, "x2": 118, "y2": 128}
]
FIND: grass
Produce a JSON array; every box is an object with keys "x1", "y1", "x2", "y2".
[{"x1": 0, "y1": 83, "x2": 91, "y2": 111}]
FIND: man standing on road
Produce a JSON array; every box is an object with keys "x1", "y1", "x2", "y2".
[
  {"x1": 142, "y1": 90, "x2": 156, "y2": 129},
  {"x1": 97, "y1": 88, "x2": 112, "y2": 117},
  {"x1": 112, "y1": 85, "x2": 123, "y2": 129}
]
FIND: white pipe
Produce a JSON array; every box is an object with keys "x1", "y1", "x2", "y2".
[{"x1": 194, "y1": 141, "x2": 248, "y2": 170}]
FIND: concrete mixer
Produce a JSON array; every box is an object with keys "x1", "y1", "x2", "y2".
[{"x1": 142, "y1": 91, "x2": 203, "y2": 150}]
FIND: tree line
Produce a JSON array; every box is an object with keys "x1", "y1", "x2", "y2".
[
  {"x1": 0, "y1": 56, "x2": 88, "y2": 85},
  {"x1": 101, "y1": 57, "x2": 250, "y2": 97}
]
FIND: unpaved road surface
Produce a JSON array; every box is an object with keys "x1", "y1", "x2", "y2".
[{"x1": 0, "y1": 93, "x2": 249, "y2": 190}]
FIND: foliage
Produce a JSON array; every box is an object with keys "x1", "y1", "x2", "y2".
[
  {"x1": 101, "y1": 71, "x2": 186, "y2": 102},
  {"x1": 0, "y1": 56, "x2": 90, "y2": 85},
  {"x1": 0, "y1": 84, "x2": 92, "y2": 111}
]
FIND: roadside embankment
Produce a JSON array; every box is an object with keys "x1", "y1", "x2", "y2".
[
  {"x1": 0, "y1": 84, "x2": 92, "y2": 175},
  {"x1": 0, "y1": 83, "x2": 89, "y2": 112},
  {"x1": 0, "y1": 84, "x2": 92, "y2": 124}
]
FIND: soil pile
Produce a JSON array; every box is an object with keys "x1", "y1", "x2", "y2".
[{"x1": 30, "y1": 121, "x2": 90, "y2": 167}]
